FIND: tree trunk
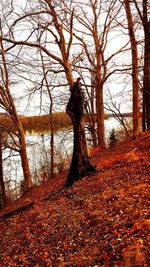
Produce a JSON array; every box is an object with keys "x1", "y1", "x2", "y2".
[
  {"x1": 96, "y1": 82, "x2": 106, "y2": 148},
  {"x1": 124, "y1": 0, "x2": 140, "y2": 137},
  {"x1": 18, "y1": 128, "x2": 32, "y2": 190},
  {"x1": 50, "y1": 115, "x2": 54, "y2": 178},
  {"x1": 0, "y1": 24, "x2": 32, "y2": 191},
  {"x1": 0, "y1": 133, "x2": 7, "y2": 207},
  {"x1": 88, "y1": 77, "x2": 98, "y2": 146},
  {"x1": 144, "y1": 21, "x2": 150, "y2": 130},
  {"x1": 133, "y1": 0, "x2": 150, "y2": 131},
  {"x1": 89, "y1": 123, "x2": 98, "y2": 147},
  {"x1": 65, "y1": 79, "x2": 96, "y2": 187},
  {"x1": 8, "y1": 108, "x2": 32, "y2": 191}
]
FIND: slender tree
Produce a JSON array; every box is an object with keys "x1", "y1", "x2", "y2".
[
  {"x1": 0, "y1": 132, "x2": 7, "y2": 207},
  {"x1": 124, "y1": 0, "x2": 140, "y2": 137},
  {"x1": 0, "y1": 23, "x2": 32, "y2": 190},
  {"x1": 39, "y1": 49, "x2": 55, "y2": 178},
  {"x1": 133, "y1": 0, "x2": 150, "y2": 130},
  {"x1": 72, "y1": 0, "x2": 128, "y2": 147}
]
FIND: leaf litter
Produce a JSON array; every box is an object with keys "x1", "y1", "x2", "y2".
[{"x1": 0, "y1": 132, "x2": 150, "y2": 266}]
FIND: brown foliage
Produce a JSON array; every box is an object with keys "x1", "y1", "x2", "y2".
[
  {"x1": 0, "y1": 112, "x2": 109, "y2": 134},
  {"x1": 0, "y1": 112, "x2": 72, "y2": 134},
  {"x1": 121, "y1": 243, "x2": 149, "y2": 267}
]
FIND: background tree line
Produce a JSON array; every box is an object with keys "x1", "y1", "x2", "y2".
[{"x1": 0, "y1": 0, "x2": 149, "y2": 206}]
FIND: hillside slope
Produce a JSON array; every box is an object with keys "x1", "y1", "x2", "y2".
[{"x1": 0, "y1": 132, "x2": 150, "y2": 267}]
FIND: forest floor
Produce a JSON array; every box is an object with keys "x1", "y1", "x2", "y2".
[{"x1": 0, "y1": 131, "x2": 150, "y2": 267}]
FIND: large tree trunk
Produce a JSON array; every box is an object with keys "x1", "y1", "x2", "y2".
[
  {"x1": 65, "y1": 79, "x2": 96, "y2": 187},
  {"x1": 144, "y1": 21, "x2": 150, "y2": 130},
  {"x1": 124, "y1": 0, "x2": 140, "y2": 137},
  {"x1": 133, "y1": 0, "x2": 150, "y2": 131}
]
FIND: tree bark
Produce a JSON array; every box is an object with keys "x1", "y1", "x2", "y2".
[
  {"x1": 87, "y1": 75, "x2": 98, "y2": 146},
  {"x1": 18, "y1": 127, "x2": 32, "y2": 190},
  {"x1": 144, "y1": 21, "x2": 150, "y2": 130},
  {"x1": 124, "y1": 0, "x2": 140, "y2": 137},
  {"x1": 0, "y1": 133, "x2": 7, "y2": 207},
  {"x1": 0, "y1": 24, "x2": 32, "y2": 191},
  {"x1": 65, "y1": 79, "x2": 96, "y2": 187},
  {"x1": 133, "y1": 0, "x2": 150, "y2": 131},
  {"x1": 96, "y1": 82, "x2": 106, "y2": 148}
]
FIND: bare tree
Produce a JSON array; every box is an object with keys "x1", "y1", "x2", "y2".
[
  {"x1": 123, "y1": 0, "x2": 140, "y2": 137},
  {"x1": 0, "y1": 23, "x2": 32, "y2": 190},
  {"x1": 2, "y1": 0, "x2": 95, "y2": 186},
  {"x1": 71, "y1": 0, "x2": 129, "y2": 148},
  {"x1": 133, "y1": 0, "x2": 150, "y2": 130},
  {"x1": 39, "y1": 49, "x2": 55, "y2": 178},
  {"x1": 1, "y1": 0, "x2": 145, "y2": 188},
  {"x1": 0, "y1": 132, "x2": 7, "y2": 207},
  {"x1": 105, "y1": 97, "x2": 131, "y2": 138}
]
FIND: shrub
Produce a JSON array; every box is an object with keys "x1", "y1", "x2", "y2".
[{"x1": 108, "y1": 128, "x2": 118, "y2": 148}]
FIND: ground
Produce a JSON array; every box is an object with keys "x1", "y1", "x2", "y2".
[{"x1": 0, "y1": 131, "x2": 150, "y2": 267}]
